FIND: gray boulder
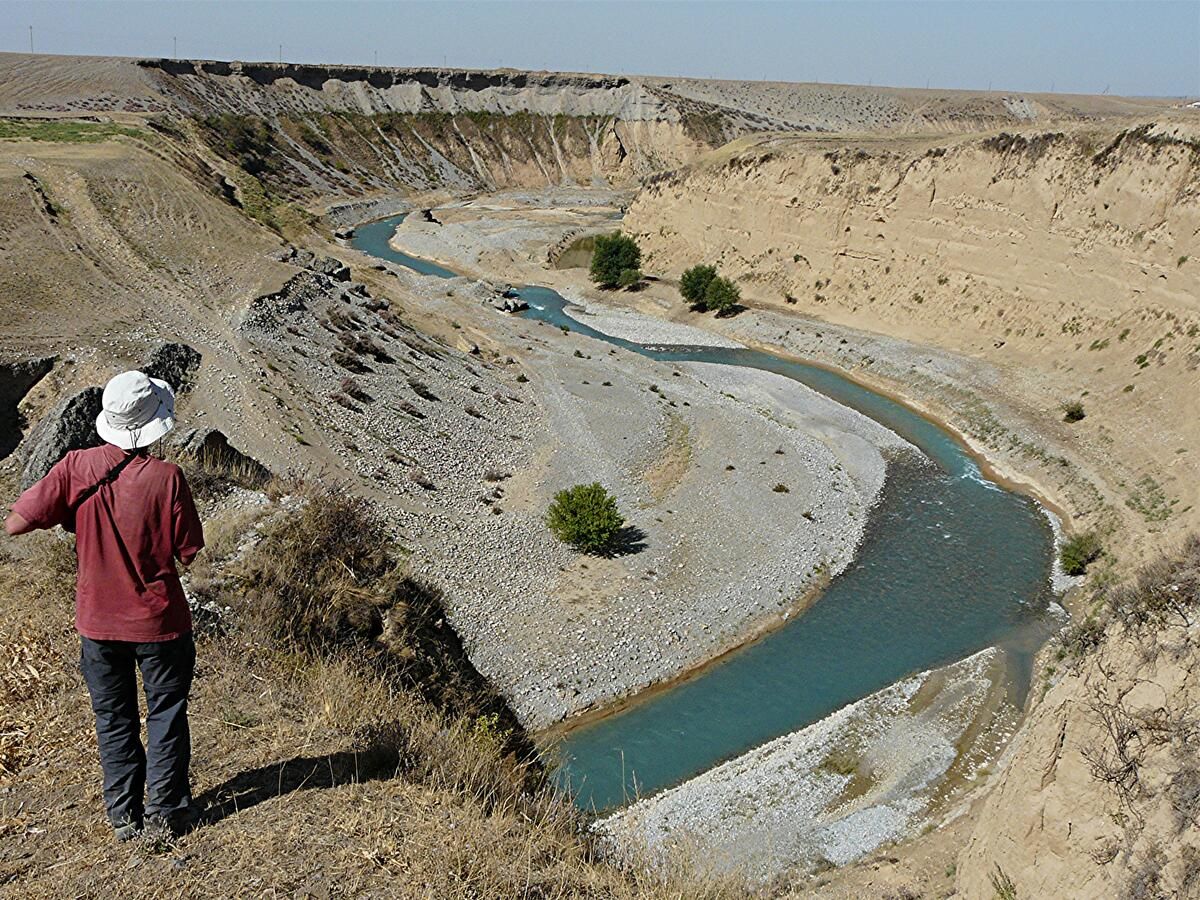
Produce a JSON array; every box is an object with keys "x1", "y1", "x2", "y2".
[
  {"x1": 172, "y1": 427, "x2": 271, "y2": 487},
  {"x1": 489, "y1": 295, "x2": 529, "y2": 313},
  {"x1": 313, "y1": 255, "x2": 351, "y2": 282},
  {"x1": 143, "y1": 342, "x2": 202, "y2": 394},
  {"x1": 0, "y1": 356, "x2": 55, "y2": 461},
  {"x1": 20, "y1": 387, "x2": 103, "y2": 489}
]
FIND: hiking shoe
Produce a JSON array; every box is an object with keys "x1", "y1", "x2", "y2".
[
  {"x1": 114, "y1": 819, "x2": 143, "y2": 842},
  {"x1": 146, "y1": 806, "x2": 197, "y2": 838}
]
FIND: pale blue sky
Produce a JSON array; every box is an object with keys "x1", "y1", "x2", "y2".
[{"x1": 3, "y1": 1, "x2": 1198, "y2": 97}]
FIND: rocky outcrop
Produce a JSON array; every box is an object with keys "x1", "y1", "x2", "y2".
[
  {"x1": 276, "y1": 246, "x2": 351, "y2": 282},
  {"x1": 957, "y1": 538, "x2": 1200, "y2": 899},
  {"x1": 19, "y1": 387, "x2": 103, "y2": 489},
  {"x1": 171, "y1": 427, "x2": 271, "y2": 487},
  {"x1": 0, "y1": 356, "x2": 55, "y2": 460},
  {"x1": 143, "y1": 341, "x2": 202, "y2": 394}
]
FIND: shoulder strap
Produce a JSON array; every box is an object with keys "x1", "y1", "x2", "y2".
[{"x1": 68, "y1": 450, "x2": 142, "y2": 517}]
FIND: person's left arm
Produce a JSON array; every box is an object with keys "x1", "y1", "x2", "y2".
[{"x1": 172, "y1": 469, "x2": 205, "y2": 567}]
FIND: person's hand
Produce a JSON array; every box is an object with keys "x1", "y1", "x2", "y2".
[{"x1": 4, "y1": 511, "x2": 32, "y2": 536}]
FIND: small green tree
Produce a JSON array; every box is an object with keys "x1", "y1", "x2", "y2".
[
  {"x1": 589, "y1": 233, "x2": 641, "y2": 288},
  {"x1": 1060, "y1": 532, "x2": 1102, "y2": 576},
  {"x1": 680, "y1": 264, "x2": 718, "y2": 309},
  {"x1": 546, "y1": 482, "x2": 625, "y2": 553},
  {"x1": 704, "y1": 275, "x2": 741, "y2": 315},
  {"x1": 617, "y1": 268, "x2": 642, "y2": 290}
]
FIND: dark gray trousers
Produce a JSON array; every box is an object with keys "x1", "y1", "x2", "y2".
[{"x1": 80, "y1": 634, "x2": 195, "y2": 828}]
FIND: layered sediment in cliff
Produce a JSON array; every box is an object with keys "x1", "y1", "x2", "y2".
[
  {"x1": 625, "y1": 121, "x2": 1200, "y2": 561},
  {"x1": 1, "y1": 52, "x2": 1182, "y2": 200},
  {"x1": 621, "y1": 117, "x2": 1200, "y2": 897}
]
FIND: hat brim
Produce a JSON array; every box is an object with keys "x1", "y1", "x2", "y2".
[{"x1": 95, "y1": 377, "x2": 176, "y2": 450}]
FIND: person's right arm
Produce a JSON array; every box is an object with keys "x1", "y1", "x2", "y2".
[
  {"x1": 7, "y1": 457, "x2": 72, "y2": 537},
  {"x1": 4, "y1": 511, "x2": 32, "y2": 536}
]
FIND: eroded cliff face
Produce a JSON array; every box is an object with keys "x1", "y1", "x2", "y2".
[
  {"x1": 957, "y1": 539, "x2": 1200, "y2": 899},
  {"x1": 1, "y1": 53, "x2": 1182, "y2": 201},
  {"x1": 622, "y1": 119, "x2": 1200, "y2": 898},
  {"x1": 625, "y1": 122, "x2": 1200, "y2": 561}
]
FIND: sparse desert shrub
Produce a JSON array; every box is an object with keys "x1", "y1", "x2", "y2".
[
  {"x1": 408, "y1": 467, "x2": 435, "y2": 490},
  {"x1": 408, "y1": 378, "x2": 439, "y2": 401},
  {"x1": 464, "y1": 404, "x2": 483, "y2": 419},
  {"x1": 397, "y1": 400, "x2": 424, "y2": 419},
  {"x1": 818, "y1": 748, "x2": 858, "y2": 776},
  {"x1": 990, "y1": 864, "x2": 1018, "y2": 900},
  {"x1": 330, "y1": 391, "x2": 357, "y2": 410},
  {"x1": 1059, "y1": 616, "x2": 1106, "y2": 658},
  {"x1": 339, "y1": 330, "x2": 391, "y2": 363},
  {"x1": 515, "y1": 373, "x2": 529, "y2": 383},
  {"x1": 1108, "y1": 534, "x2": 1200, "y2": 630},
  {"x1": 1062, "y1": 399, "x2": 1086, "y2": 422},
  {"x1": 1169, "y1": 753, "x2": 1200, "y2": 832},
  {"x1": 340, "y1": 376, "x2": 373, "y2": 403},
  {"x1": 332, "y1": 349, "x2": 369, "y2": 373},
  {"x1": 772, "y1": 483, "x2": 790, "y2": 493},
  {"x1": 1061, "y1": 532, "x2": 1102, "y2": 576},
  {"x1": 704, "y1": 276, "x2": 741, "y2": 315},
  {"x1": 483, "y1": 469, "x2": 510, "y2": 482},
  {"x1": 546, "y1": 483, "x2": 625, "y2": 554},
  {"x1": 589, "y1": 232, "x2": 641, "y2": 288},
  {"x1": 239, "y1": 487, "x2": 392, "y2": 652},
  {"x1": 680, "y1": 264, "x2": 718, "y2": 309}
]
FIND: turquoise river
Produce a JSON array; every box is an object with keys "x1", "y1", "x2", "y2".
[{"x1": 352, "y1": 215, "x2": 1059, "y2": 812}]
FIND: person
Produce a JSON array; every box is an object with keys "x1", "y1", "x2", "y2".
[{"x1": 5, "y1": 370, "x2": 204, "y2": 842}]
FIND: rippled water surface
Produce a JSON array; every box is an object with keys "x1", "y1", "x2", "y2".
[{"x1": 353, "y1": 217, "x2": 1057, "y2": 812}]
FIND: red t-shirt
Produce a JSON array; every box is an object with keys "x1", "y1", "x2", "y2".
[{"x1": 13, "y1": 444, "x2": 204, "y2": 642}]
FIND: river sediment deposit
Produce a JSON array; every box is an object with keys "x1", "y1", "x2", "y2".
[{"x1": 354, "y1": 204, "x2": 1060, "y2": 856}]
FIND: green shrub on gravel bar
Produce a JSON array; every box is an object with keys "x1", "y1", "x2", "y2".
[
  {"x1": 589, "y1": 232, "x2": 641, "y2": 288},
  {"x1": 704, "y1": 276, "x2": 741, "y2": 315},
  {"x1": 680, "y1": 264, "x2": 718, "y2": 309},
  {"x1": 546, "y1": 482, "x2": 625, "y2": 553}
]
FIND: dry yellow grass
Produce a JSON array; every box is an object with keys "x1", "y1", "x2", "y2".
[{"x1": 0, "y1": 485, "x2": 751, "y2": 899}]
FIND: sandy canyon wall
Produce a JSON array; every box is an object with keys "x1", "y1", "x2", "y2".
[
  {"x1": 626, "y1": 121, "x2": 1200, "y2": 558},
  {"x1": 1, "y1": 53, "x2": 1181, "y2": 201},
  {"x1": 624, "y1": 118, "x2": 1200, "y2": 898}
]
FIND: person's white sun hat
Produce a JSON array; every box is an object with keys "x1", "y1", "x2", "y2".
[{"x1": 95, "y1": 370, "x2": 176, "y2": 450}]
